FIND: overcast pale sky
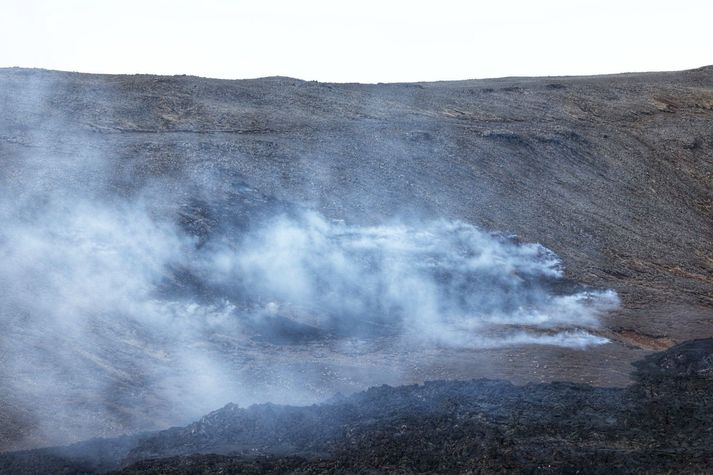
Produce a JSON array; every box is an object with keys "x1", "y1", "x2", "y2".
[{"x1": 2, "y1": 0, "x2": 711, "y2": 82}]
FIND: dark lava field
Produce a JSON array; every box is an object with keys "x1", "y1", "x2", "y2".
[
  {"x1": 4, "y1": 339, "x2": 713, "y2": 473},
  {"x1": 0, "y1": 65, "x2": 712, "y2": 473}
]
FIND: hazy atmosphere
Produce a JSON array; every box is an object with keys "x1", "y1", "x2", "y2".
[{"x1": 2, "y1": 0, "x2": 713, "y2": 81}]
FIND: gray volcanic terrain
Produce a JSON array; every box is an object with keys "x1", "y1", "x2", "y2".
[
  {"x1": 0, "y1": 66, "x2": 712, "y2": 472},
  {"x1": 3, "y1": 339, "x2": 713, "y2": 474}
]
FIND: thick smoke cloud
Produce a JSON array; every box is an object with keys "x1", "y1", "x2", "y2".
[
  {"x1": 197, "y1": 212, "x2": 617, "y2": 347},
  {"x1": 0, "y1": 169, "x2": 618, "y2": 444}
]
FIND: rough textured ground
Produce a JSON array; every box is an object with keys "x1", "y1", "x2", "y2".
[
  {"x1": 0, "y1": 66, "x2": 712, "y2": 467},
  {"x1": 2, "y1": 339, "x2": 713, "y2": 474}
]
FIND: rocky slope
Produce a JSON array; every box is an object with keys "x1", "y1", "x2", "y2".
[{"x1": 0, "y1": 66, "x2": 712, "y2": 458}]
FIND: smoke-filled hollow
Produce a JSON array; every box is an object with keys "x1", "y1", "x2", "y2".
[{"x1": 0, "y1": 73, "x2": 619, "y2": 449}]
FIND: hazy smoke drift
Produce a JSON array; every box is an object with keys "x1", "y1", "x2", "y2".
[
  {"x1": 0, "y1": 201, "x2": 616, "y2": 355},
  {"x1": 199, "y1": 212, "x2": 617, "y2": 347},
  {"x1": 0, "y1": 116, "x2": 617, "y2": 444}
]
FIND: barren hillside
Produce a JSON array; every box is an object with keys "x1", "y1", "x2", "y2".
[{"x1": 0, "y1": 66, "x2": 711, "y2": 460}]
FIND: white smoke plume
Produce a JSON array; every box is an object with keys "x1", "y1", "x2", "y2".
[
  {"x1": 0, "y1": 176, "x2": 619, "y2": 446},
  {"x1": 197, "y1": 212, "x2": 617, "y2": 348}
]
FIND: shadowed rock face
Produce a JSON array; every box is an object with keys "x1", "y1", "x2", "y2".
[
  {"x1": 0, "y1": 66, "x2": 711, "y2": 455},
  {"x1": 2, "y1": 339, "x2": 713, "y2": 474}
]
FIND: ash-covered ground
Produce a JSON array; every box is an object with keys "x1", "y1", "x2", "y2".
[{"x1": 0, "y1": 66, "x2": 712, "y2": 472}]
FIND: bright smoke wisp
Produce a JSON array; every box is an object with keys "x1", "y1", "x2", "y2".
[{"x1": 198, "y1": 212, "x2": 617, "y2": 348}]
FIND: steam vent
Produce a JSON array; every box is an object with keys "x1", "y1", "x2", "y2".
[{"x1": 1, "y1": 66, "x2": 712, "y2": 473}]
